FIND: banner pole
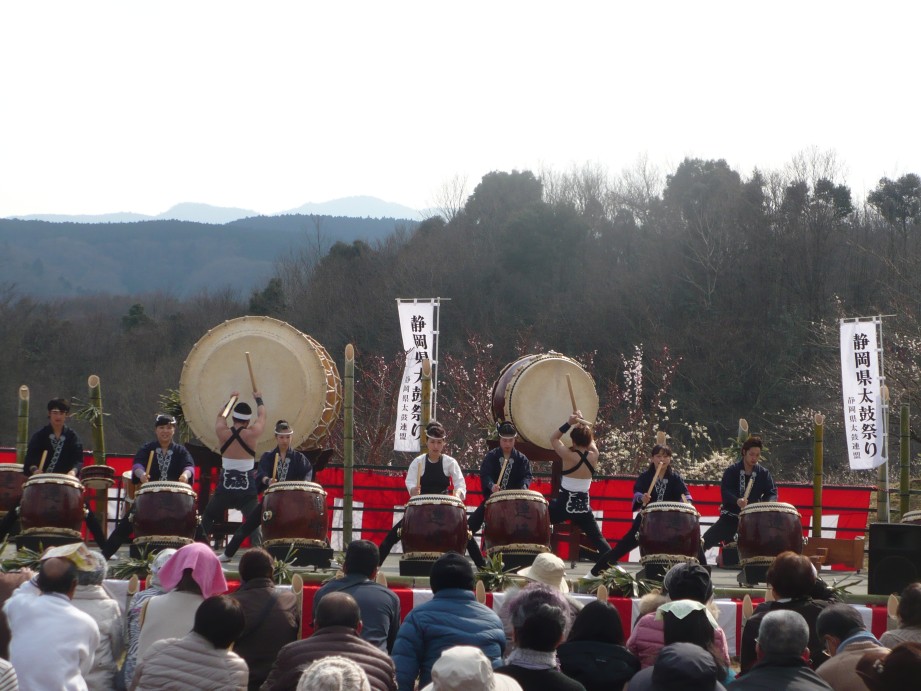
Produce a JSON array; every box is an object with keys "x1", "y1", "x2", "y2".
[
  {"x1": 900, "y1": 403, "x2": 910, "y2": 517},
  {"x1": 812, "y1": 413, "x2": 825, "y2": 537}
]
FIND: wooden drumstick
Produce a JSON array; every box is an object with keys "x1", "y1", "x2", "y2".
[
  {"x1": 271, "y1": 453, "x2": 279, "y2": 481},
  {"x1": 245, "y1": 352, "x2": 258, "y2": 392},
  {"x1": 497, "y1": 455, "x2": 510, "y2": 490},
  {"x1": 37, "y1": 450, "x2": 47, "y2": 474},
  {"x1": 145, "y1": 450, "x2": 154, "y2": 479},
  {"x1": 220, "y1": 394, "x2": 238, "y2": 419},
  {"x1": 743, "y1": 475, "x2": 755, "y2": 501},
  {"x1": 415, "y1": 458, "x2": 424, "y2": 493},
  {"x1": 565, "y1": 374, "x2": 578, "y2": 412},
  {"x1": 646, "y1": 460, "x2": 666, "y2": 498}
]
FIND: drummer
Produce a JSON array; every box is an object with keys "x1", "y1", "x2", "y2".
[
  {"x1": 201, "y1": 391, "x2": 267, "y2": 548},
  {"x1": 549, "y1": 411, "x2": 615, "y2": 566},
  {"x1": 466, "y1": 420, "x2": 533, "y2": 567},
  {"x1": 700, "y1": 435, "x2": 777, "y2": 564},
  {"x1": 0, "y1": 398, "x2": 107, "y2": 546},
  {"x1": 377, "y1": 421, "x2": 466, "y2": 565},
  {"x1": 102, "y1": 414, "x2": 195, "y2": 559},
  {"x1": 590, "y1": 442, "x2": 693, "y2": 575},
  {"x1": 218, "y1": 419, "x2": 313, "y2": 562}
]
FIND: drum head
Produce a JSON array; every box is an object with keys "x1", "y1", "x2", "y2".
[
  {"x1": 498, "y1": 354, "x2": 599, "y2": 449},
  {"x1": 180, "y1": 316, "x2": 341, "y2": 455}
]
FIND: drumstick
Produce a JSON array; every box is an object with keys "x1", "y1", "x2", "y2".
[
  {"x1": 565, "y1": 374, "x2": 578, "y2": 412},
  {"x1": 37, "y1": 450, "x2": 47, "y2": 474},
  {"x1": 245, "y1": 352, "x2": 258, "y2": 392},
  {"x1": 220, "y1": 394, "x2": 238, "y2": 419},
  {"x1": 646, "y1": 461, "x2": 665, "y2": 497},
  {"x1": 415, "y1": 458, "x2": 424, "y2": 493},
  {"x1": 145, "y1": 450, "x2": 154, "y2": 479},
  {"x1": 271, "y1": 453, "x2": 279, "y2": 481},
  {"x1": 497, "y1": 455, "x2": 510, "y2": 490},
  {"x1": 743, "y1": 474, "x2": 755, "y2": 501}
]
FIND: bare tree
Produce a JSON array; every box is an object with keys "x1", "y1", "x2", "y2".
[{"x1": 429, "y1": 174, "x2": 469, "y2": 223}]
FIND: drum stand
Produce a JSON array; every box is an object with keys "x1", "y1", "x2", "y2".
[
  {"x1": 737, "y1": 561, "x2": 771, "y2": 587},
  {"x1": 399, "y1": 554, "x2": 441, "y2": 577},
  {"x1": 265, "y1": 542, "x2": 333, "y2": 569},
  {"x1": 15, "y1": 531, "x2": 83, "y2": 553}
]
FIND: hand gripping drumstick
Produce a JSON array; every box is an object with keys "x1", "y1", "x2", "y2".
[
  {"x1": 221, "y1": 394, "x2": 238, "y2": 419},
  {"x1": 497, "y1": 455, "x2": 510, "y2": 491},
  {"x1": 564, "y1": 374, "x2": 592, "y2": 426},
  {"x1": 37, "y1": 450, "x2": 47, "y2": 474},
  {"x1": 245, "y1": 352, "x2": 258, "y2": 392},
  {"x1": 646, "y1": 431, "x2": 669, "y2": 497},
  {"x1": 144, "y1": 450, "x2": 154, "y2": 479}
]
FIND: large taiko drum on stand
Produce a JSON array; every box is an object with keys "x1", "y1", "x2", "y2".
[
  {"x1": 737, "y1": 501, "x2": 804, "y2": 567},
  {"x1": 638, "y1": 502, "x2": 701, "y2": 578},
  {"x1": 400, "y1": 494, "x2": 469, "y2": 573},
  {"x1": 180, "y1": 316, "x2": 342, "y2": 455},
  {"x1": 261, "y1": 481, "x2": 332, "y2": 567},
  {"x1": 484, "y1": 490, "x2": 551, "y2": 567},
  {"x1": 0, "y1": 465, "x2": 24, "y2": 519},
  {"x1": 19, "y1": 473, "x2": 85, "y2": 546},
  {"x1": 491, "y1": 353, "x2": 599, "y2": 451},
  {"x1": 133, "y1": 481, "x2": 197, "y2": 551}
]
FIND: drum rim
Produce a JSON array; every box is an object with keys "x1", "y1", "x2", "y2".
[
  {"x1": 485, "y1": 489, "x2": 548, "y2": 505},
  {"x1": 23, "y1": 473, "x2": 83, "y2": 489},
  {"x1": 265, "y1": 480, "x2": 326, "y2": 495},
  {"x1": 407, "y1": 494, "x2": 464, "y2": 506},
  {"x1": 0, "y1": 465, "x2": 23, "y2": 472},
  {"x1": 136, "y1": 480, "x2": 197, "y2": 496},
  {"x1": 643, "y1": 501, "x2": 699, "y2": 513},
  {"x1": 739, "y1": 501, "x2": 799, "y2": 515}
]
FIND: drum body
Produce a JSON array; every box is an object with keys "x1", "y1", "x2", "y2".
[
  {"x1": 133, "y1": 481, "x2": 198, "y2": 545},
  {"x1": 180, "y1": 316, "x2": 342, "y2": 454},
  {"x1": 80, "y1": 465, "x2": 115, "y2": 490},
  {"x1": 901, "y1": 510, "x2": 921, "y2": 525},
  {"x1": 0, "y1": 465, "x2": 24, "y2": 518},
  {"x1": 491, "y1": 353, "x2": 598, "y2": 450},
  {"x1": 638, "y1": 501, "x2": 701, "y2": 564},
  {"x1": 20, "y1": 473, "x2": 84, "y2": 537},
  {"x1": 483, "y1": 490, "x2": 551, "y2": 556},
  {"x1": 737, "y1": 501, "x2": 804, "y2": 565},
  {"x1": 262, "y1": 481, "x2": 328, "y2": 547},
  {"x1": 401, "y1": 494, "x2": 468, "y2": 559}
]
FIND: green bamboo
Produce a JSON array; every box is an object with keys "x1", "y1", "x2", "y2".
[
  {"x1": 420, "y1": 359, "x2": 432, "y2": 445},
  {"x1": 737, "y1": 418, "x2": 750, "y2": 447},
  {"x1": 812, "y1": 413, "x2": 825, "y2": 537},
  {"x1": 87, "y1": 374, "x2": 108, "y2": 535},
  {"x1": 878, "y1": 385, "x2": 891, "y2": 523},
  {"x1": 16, "y1": 386, "x2": 29, "y2": 466},
  {"x1": 342, "y1": 344, "x2": 355, "y2": 546},
  {"x1": 900, "y1": 404, "x2": 911, "y2": 516}
]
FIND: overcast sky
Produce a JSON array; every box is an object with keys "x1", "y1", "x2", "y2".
[{"x1": 1, "y1": 2, "x2": 917, "y2": 218}]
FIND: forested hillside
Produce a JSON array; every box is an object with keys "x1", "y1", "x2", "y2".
[{"x1": 3, "y1": 155, "x2": 920, "y2": 483}]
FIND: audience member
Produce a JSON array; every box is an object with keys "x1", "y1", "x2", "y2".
[
  {"x1": 815, "y1": 604, "x2": 888, "y2": 691},
  {"x1": 499, "y1": 582, "x2": 577, "y2": 651},
  {"x1": 5, "y1": 555, "x2": 100, "y2": 691},
  {"x1": 261, "y1": 591, "x2": 397, "y2": 691},
  {"x1": 120, "y1": 548, "x2": 175, "y2": 689},
  {"x1": 136, "y1": 542, "x2": 227, "y2": 662},
  {"x1": 131, "y1": 595, "x2": 248, "y2": 690},
  {"x1": 420, "y1": 646, "x2": 521, "y2": 691},
  {"x1": 313, "y1": 540, "x2": 400, "y2": 652},
  {"x1": 556, "y1": 600, "x2": 639, "y2": 690},
  {"x1": 71, "y1": 550, "x2": 123, "y2": 691},
  {"x1": 392, "y1": 552, "x2": 505, "y2": 691},
  {"x1": 740, "y1": 551, "x2": 834, "y2": 673},
  {"x1": 627, "y1": 642, "x2": 727, "y2": 691},
  {"x1": 880, "y1": 582, "x2": 921, "y2": 648},
  {"x1": 0, "y1": 658, "x2": 16, "y2": 691},
  {"x1": 297, "y1": 656, "x2": 371, "y2": 691},
  {"x1": 0, "y1": 569, "x2": 32, "y2": 660},
  {"x1": 856, "y1": 642, "x2": 921, "y2": 691},
  {"x1": 495, "y1": 585, "x2": 586, "y2": 690},
  {"x1": 728, "y1": 610, "x2": 832, "y2": 690},
  {"x1": 627, "y1": 562, "x2": 730, "y2": 668},
  {"x1": 228, "y1": 548, "x2": 299, "y2": 691}
]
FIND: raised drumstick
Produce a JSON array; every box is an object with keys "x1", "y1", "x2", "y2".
[
  {"x1": 271, "y1": 453, "x2": 279, "y2": 481},
  {"x1": 144, "y1": 450, "x2": 154, "y2": 479},
  {"x1": 245, "y1": 351, "x2": 258, "y2": 392},
  {"x1": 563, "y1": 375, "x2": 592, "y2": 426},
  {"x1": 37, "y1": 450, "x2": 47, "y2": 474},
  {"x1": 220, "y1": 394, "x2": 238, "y2": 419},
  {"x1": 646, "y1": 462, "x2": 665, "y2": 497}
]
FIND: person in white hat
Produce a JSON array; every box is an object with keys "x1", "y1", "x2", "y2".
[
  {"x1": 516, "y1": 553, "x2": 571, "y2": 593},
  {"x1": 420, "y1": 646, "x2": 522, "y2": 691}
]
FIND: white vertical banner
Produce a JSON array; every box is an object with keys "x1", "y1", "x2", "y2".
[
  {"x1": 840, "y1": 319, "x2": 886, "y2": 470},
  {"x1": 394, "y1": 300, "x2": 437, "y2": 452}
]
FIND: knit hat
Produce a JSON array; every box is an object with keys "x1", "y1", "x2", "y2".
[
  {"x1": 429, "y1": 552, "x2": 474, "y2": 593},
  {"x1": 296, "y1": 656, "x2": 370, "y2": 691},
  {"x1": 420, "y1": 646, "x2": 522, "y2": 691},
  {"x1": 663, "y1": 562, "x2": 713, "y2": 603},
  {"x1": 516, "y1": 553, "x2": 569, "y2": 593},
  {"x1": 858, "y1": 642, "x2": 921, "y2": 691}
]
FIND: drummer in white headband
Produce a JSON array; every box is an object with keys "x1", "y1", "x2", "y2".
[
  {"x1": 201, "y1": 390, "x2": 267, "y2": 550},
  {"x1": 219, "y1": 419, "x2": 313, "y2": 561}
]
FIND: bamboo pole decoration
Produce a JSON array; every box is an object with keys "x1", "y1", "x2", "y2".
[
  {"x1": 737, "y1": 418, "x2": 749, "y2": 446},
  {"x1": 291, "y1": 574, "x2": 304, "y2": 639},
  {"x1": 878, "y1": 385, "x2": 891, "y2": 523},
  {"x1": 888, "y1": 593, "x2": 900, "y2": 620},
  {"x1": 245, "y1": 352, "x2": 258, "y2": 392},
  {"x1": 741, "y1": 594, "x2": 753, "y2": 623},
  {"x1": 596, "y1": 584, "x2": 609, "y2": 602},
  {"x1": 16, "y1": 386, "x2": 29, "y2": 467},
  {"x1": 900, "y1": 404, "x2": 911, "y2": 517},
  {"x1": 475, "y1": 580, "x2": 487, "y2": 604},
  {"x1": 87, "y1": 374, "x2": 109, "y2": 534},
  {"x1": 220, "y1": 394, "x2": 238, "y2": 419},
  {"x1": 271, "y1": 453, "x2": 279, "y2": 481},
  {"x1": 812, "y1": 413, "x2": 825, "y2": 537},
  {"x1": 343, "y1": 344, "x2": 355, "y2": 545},
  {"x1": 655, "y1": 431, "x2": 667, "y2": 447},
  {"x1": 420, "y1": 359, "x2": 432, "y2": 444},
  {"x1": 145, "y1": 451, "x2": 154, "y2": 478},
  {"x1": 37, "y1": 450, "x2": 47, "y2": 473}
]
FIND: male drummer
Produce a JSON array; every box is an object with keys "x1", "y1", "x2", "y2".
[
  {"x1": 377, "y1": 421, "x2": 466, "y2": 565},
  {"x1": 700, "y1": 435, "x2": 777, "y2": 565},
  {"x1": 465, "y1": 421, "x2": 533, "y2": 567},
  {"x1": 201, "y1": 391, "x2": 267, "y2": 548},
  {"x1": 548, "y1": 411, "x2": 612, "y2": 569},
  {"x1": 0, "y1": 398, "x2": 107, "y2": 546},
  {"x1": 219, "y1": 419, "x2": 313, "y2": 562},
  {"x1": 102, "y1": 414, "x2": 195, "y2": 559}
]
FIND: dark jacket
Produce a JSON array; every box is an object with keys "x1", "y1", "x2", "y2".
[
  {"x1": 260, "y1": 625, "x2": 397, "y2": 691},
  {"x1": 313, "y1": 573, "x2": 400, "y2": 652},
  {"x1": 740, "y1": 599, "x2": 832, "y2": 674},
  {"x1": 24, "y1": 425, "x2": 83, "y2": 475},
  {"x1": 228, "y1": 577, "x2": 299, "y2": 691},
  {"x1": 255, "y1": 448, "x2": 312, "y2": 487},
  {"x1": 626, "y1": 642, "x2": 727, "y2": 691},
  {"x1": 132, "y1": 441, "x2": 195, "y2": 483},
  {"x1": 557, "y1": 640, "x2": 640, "y2": 691},
  {"x1": 495, "y1": 665, "x2": 586, "y2": 691},
  {"x1": 728, "y1": 654, "x2": 833, "y2": 690},
  {"x1": 719, "y1": 461, "x2": 777, "y2": 515},
  {"x1": 480, "y1": 447, "x2": 532, "y2": 498},
  {"x1": 631, "y1": 466, "x2": 691, "y2": 510}
]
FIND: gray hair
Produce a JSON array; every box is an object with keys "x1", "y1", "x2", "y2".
[
  {"x1": 296, "y1": 656, "x2": 370, "y2": 691},
  {"x1": 757, "y1": 609, "x2": 809, "y2": 656},
  {"x1": 76, "y1": 550, "x2": 107, "y2": 586}
]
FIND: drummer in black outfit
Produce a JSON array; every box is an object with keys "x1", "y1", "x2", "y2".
[
  {"x1": 219, "y1": 419, "x2": 313, "y2": 562},
  {"x1": 590, "y1": 443, "x2": 693, "y2": 575},
  {"x1": 102, "y1": 414, "x2": 195, "y2": 559},
  {"x1": 466, "y1": 421, "x2": 533, "y2": 567},
  {"x1": 0, "y1": 398, "x2": 107, "y2": 546}
]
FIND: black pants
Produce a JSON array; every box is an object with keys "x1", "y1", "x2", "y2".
[
  {"x1": 378, "y1": 518, "x2": 403, "y2": 565},
  {"x1": 223, "y1": 501, "x2": 264, "y2": 557},
  {"x1": 465, "y1": 503, "x2": 487, "y2": 568},
  {"x1": 702, "y1": 513, "x2": 739, "y2": 550},
  {"x1": 592, "y1": 513, "x2": 642, "y2": 574},
  {"x1": 549, "y1": 489, "x2": 611, "y2": 561},
  {"x1": 201, "y1": 493, "x2": 262, "y2": 547}
]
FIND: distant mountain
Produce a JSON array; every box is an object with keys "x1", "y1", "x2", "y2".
[{"x1": 283, "y1": 196, "x2": 422, "y2": 220}]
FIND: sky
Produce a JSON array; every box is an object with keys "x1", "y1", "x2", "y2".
[{"x1": 1, "y1": 2, "x2": 918, "y2": 218}]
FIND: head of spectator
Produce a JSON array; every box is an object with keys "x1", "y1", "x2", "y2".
[
  {"x1": 193, "y1": 595, "x2": 245, "y2": 649},
  {"x1": 343, "y1": 540, "x2": 380, "y2": 579},
  {"x1": 663, "y1": 562, "x2": 713, "y2": 604},
  {"x1": 314, "y1": 591, "x2": 362, "y2": 632},
  {"x1": 896, "y1": 582, "x2": 921, "y2": 627},
  {"x1": 148, "y1": 548, "x2": 177, "y2": 590},
  {"x1": 766, "y1": 551, "x2": 816, "y2": 599},
  {"x1": 858, "y1": 642, "x2": 921, "y2": 691},
  {"x1": 37, "y1": 557, "x2": 78, "y2": 598},
  {"x1": 75, "y1": 550, "x2": 107, "y2": 587},
  {"x1": 297, "y1": 655, "x2": 371, "y2": 691},
  {"x1": 516, "y1": 553, "x2": 570, "y2": 593},
  {"x1": 508, "y1": 585, "x2": 569, "y2": 652},
  {"x1": 816, "y1": 603, "x2": 873, "y2": 656},
  {"x1": 238, "y1": 547, "x2": 274, "y2": 583},
  {"x1": 505, "y1": 583, "x2": 574, "y2": 641},
  {"x1": 648, "y1": 642, "x2": 727, "y2": 691},
  {"x1": 658, "y1": 600, "x2": 726, "y2": 679},
  {"x1": 566, "y1": 600, "x2": 626, "y2": 645},
  {"x1": 157, "y1": 542, "x2": 227, "y2": 598},
  {"x1": 429, "y1": 552, "x2": 474, "y2": 593},
  {"x1": 755, "y1": 609, "x2": 810, "y2": 660},
  {"x1": 420, "y1": 646, "x2": 522, "y2": 691}
]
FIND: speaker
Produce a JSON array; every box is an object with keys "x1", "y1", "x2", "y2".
[{"x1": 868, "y1": 522, "x2": 921, "y2": 595}]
